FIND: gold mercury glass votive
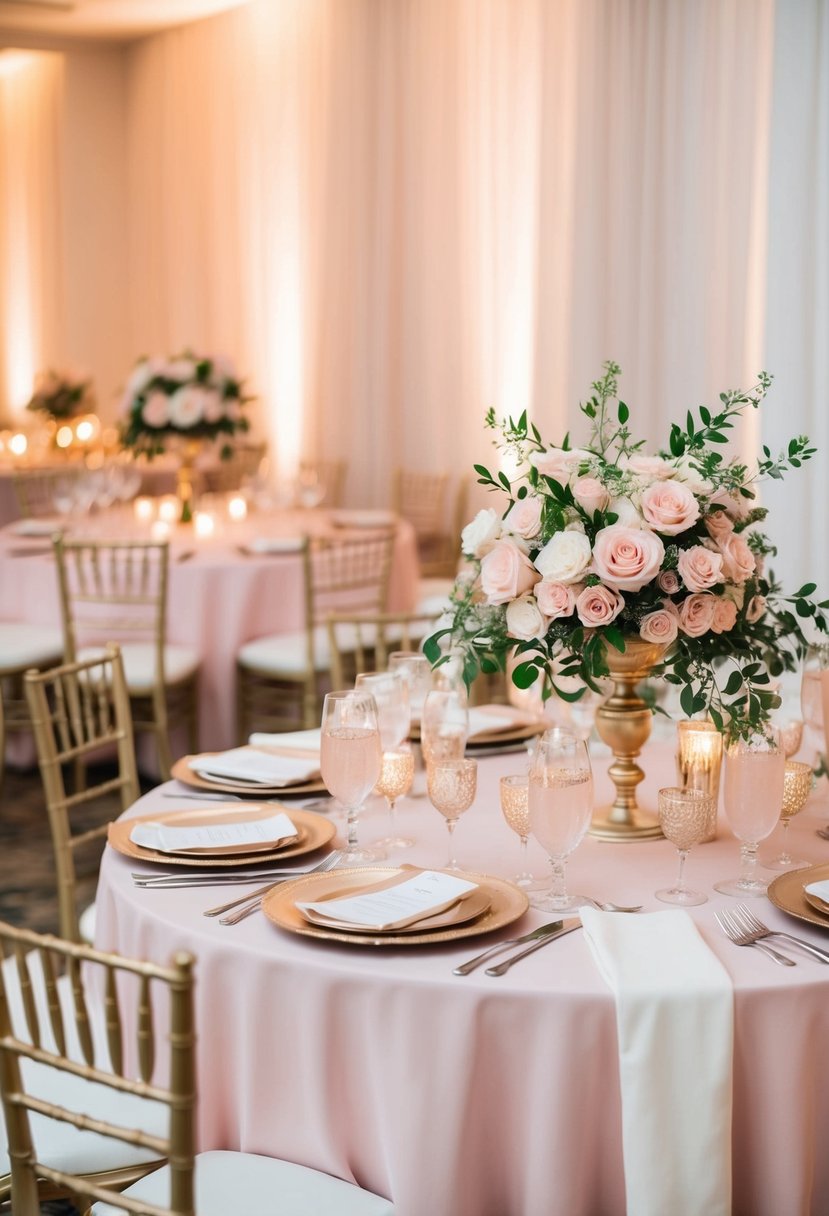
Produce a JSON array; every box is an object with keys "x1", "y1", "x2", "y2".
[{"x1": 675, "y1": 720, "x2": 722, "y2": 842}]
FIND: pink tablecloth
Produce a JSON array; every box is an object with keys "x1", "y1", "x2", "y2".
[
  {"x1": 94, "y1": 740, "x2": 829, "y2": 1216},
  {"x1": 0, "y1": 509, "x2": 418, "y2": 762}
]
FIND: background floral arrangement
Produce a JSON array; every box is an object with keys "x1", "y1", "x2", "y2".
[
  {"x1": 26, "y1": 368, "x2": 94, "y2": 421},
  {"x1": 119, "y1": 352, "x2": 250, "y2": 458},
  {"x1": 425, "y1": 363, "x2": 828, "y2": 739}
]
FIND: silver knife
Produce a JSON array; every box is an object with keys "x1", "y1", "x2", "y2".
[
  {"x1": 453, "y1": 920, "x2": 565, "y2": 976},
  {"x1": 485, "y1": 918, "x2": 582, "y2": 976}
]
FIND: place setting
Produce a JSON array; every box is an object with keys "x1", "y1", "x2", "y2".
[{"x1": 170, "y1": 742, "x2": 328, "y2": 798}]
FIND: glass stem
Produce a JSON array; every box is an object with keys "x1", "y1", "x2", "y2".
[
  {"x1": 676, "y1": 848, "x2": 689, "y2": 892},
  {"x1": 779, "y1": 819, "x2": 792, "y2": 864},
  {"x1": 446, "y1": 818, "x2": 458, "y2": 867},
  {"x1": 346, "y1": 805, "x2": 359, "y2": 851},
  {"x1": 739, "y1": 840, "x2": 759, "y2": 887},
  {"x1": 549, "y1": 856, "x2": 567, "y2": 901}
]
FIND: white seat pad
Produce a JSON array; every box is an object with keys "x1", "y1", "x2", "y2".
[
  {"x1": 0, "y1": 623, "x2": 63, "y2": 669},
  {"x1": 77, "y1": 643, "x2": 199, "y2": 693},
  {"x1": 92, "y1": 1149, "x2": 394, "y2": 1216},
  {"x1": 414, "y1": 576, "x2": 454, "y2": 617},
  {"x1": 237, "y1": 627, "x2": 330, "y2": 676}
]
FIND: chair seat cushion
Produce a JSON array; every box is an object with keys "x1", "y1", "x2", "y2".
[
  {"x1": 91, "y1": 1149, "x2": 395, "y2": 1216},
  {"x1": 79, "y1": 900, "x2": 97, "y2": 945},
  {"x1": 0, "y1": 953, "x2": 167, "y2": 1182},
  {"x1": 77, "y1": 643, "x2": 199, "y2": 693},
  {"x1": 0, "y1": 622, "x2": 63, "y2": 670},
  {"x1": 414, "y1": 576, "x2": 455, "y2": 617},
  {"x1": 237, "y1": 627, "x2": 331, "y2": 676}
]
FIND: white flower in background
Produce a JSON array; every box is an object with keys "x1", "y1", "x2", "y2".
[
  {"x1": 534, "y1": 530, "x2": 592, "y2": 584},
  {"x1": 141, "y1": 390, "x2": 170, "y2": 429},
  {"x1": 670, "y1": 455, "x2": 713, "y2": 497},
  {"x1": 608, "y1": 495, "x2": 643, "y2": 528},
  {"x1": 163, "y1": 358, "x2": 197, "y2": 382},
  {"x1": 125, "y1": 359, "x2": 159, "y2": 401},
  {"x1": 461, "y1": 508, "x2": 502, "y2": 557},
  {"x1": 168, "y1": 385, "x2": 207, "y2": 428},
  {"x1": 201, "y1": 390, "x2": 226, "y2": 424},
  {"x1": 505, "y1": 595, "x2": 549, "y2": 641}
]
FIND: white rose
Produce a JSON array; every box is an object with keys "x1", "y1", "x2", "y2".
[
  {"x1": 461, "y1": 508, "x2": 502, "y2": 558},
  {"x1": 608, "y1": 495, "x2": 643, "y2": 528},
  {"x1": 168, "y1": 385, "x2": 207, "y2": 428},
  {"x1": 505, "y1": 594, "x2": 549, "y2": 641},
  {"x1": 670, "y1": 455, "x2": 713, "y2": 497},
  {"x1": 164, "y1": 357, "x2": 197, "y2": 382},
  {"x1": 125, "y1": 359, "x2": 159, "y2": 400},
  {"x1": 533, "y1": 530, "x2": 592, "y2": 584}
]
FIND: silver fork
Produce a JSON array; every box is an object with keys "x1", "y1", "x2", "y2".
[
  {"x1": 215, "y1": 851, "x2": 343, "y2": 925},
  {"x1": 732, "y1": 904, "x2": 829, "y2": 964},
  {"x1": 714, "y1": 908, "x2": 796, "y2": 966}
]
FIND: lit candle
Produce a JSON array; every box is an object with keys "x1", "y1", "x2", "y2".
[
  {"x1": 150, "y1": 519, "x2": 171, "y2": 541},
  {"x1": 9, "y1": 433, "x2": 27, "y2": 457},
  {"x1": 157, "y1": 496, "x2": 179, "y2": 523},
  {"x1": 194, "y1": 511, "x2": 215, "y2": 539},
  {"x1": 55, "y1": 426, "x2": 73, "y2": 449},
  {"x1": 227, "y1": 495, "x2": 247, "y2": 522},
  {"x1": 134, "y1": 496, "x2": 155, "y2": 524},
  {"x1": 675, "y1": 720, "x2": 722, "y2": 841}
]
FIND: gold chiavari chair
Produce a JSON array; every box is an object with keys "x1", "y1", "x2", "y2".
[
  {"x1": 52, "y1": 537, "x2": 200, "y2": 780},
  {"x1": 24, "y1": 645, "x2": 140, "y2": 944},
  {"x1": 11, "y1": 466, "x2": 82, "y2": 521},
  {"x1": 0, "y1": 922, "x2": 395, "y2": 1216},
  {"x1": 204, "y1": 441, "x2": 268, "y2": 494},
  {"x1": 298, "y1": 459, "x2": 348, "y2": 508},
  {"x1": 326, "y1": 610, "x2": 443, "y2": 690},
  {"x1": 236, "y1": 531, "x2": 396, "y2": 738},
  {"x1": 393, "y1": 468, "x2": 458, "y2": 578},
  {"x1": 0, "y1": 622, "x2": 64, "y2": 794}
]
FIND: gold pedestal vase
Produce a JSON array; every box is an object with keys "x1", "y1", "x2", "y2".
[
  {"x1": 589, "y1": 639, "x2": 668, "y2": 842},
  {"x1": 175, "y1": 439, "x2": 201, "y2": 524}
]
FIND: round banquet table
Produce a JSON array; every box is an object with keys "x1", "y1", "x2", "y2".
[
  {"x1": 0, "y1": 508, "x2": 418, "y2": 764},
  {"x1": 94, "y1": 737, "x2": 829, "y2": 1216}
]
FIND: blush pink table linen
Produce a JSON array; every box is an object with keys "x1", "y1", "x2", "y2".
[
  {"x1": 0, "y1": 510, "x2": 419, "y2": 762},
  {"x1": 94, "y1": 741, "x2": 829, "y2": 1216}
]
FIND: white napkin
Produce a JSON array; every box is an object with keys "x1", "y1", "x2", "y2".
[
  {"x1": 297, "y1": 869, "x2": 477, "y2": 931},
  {"x1": 243, "y1": 537, "x2": 305, "y2": 554},
  {"x1": 805, "y1": 878, "x2": 829, "y2": 904},
  {"x1": 467, "y1": 706, "x2": 526, "y2": 739},
  {"x1": 249, "y1": 729, "x2": 322, "y2": 753},
  {"x1": 580, "y1": 908, "x2": 733, "y2": 1216},
  {"x1": 189, "y1": 747, "x2": 319, "y2": 786},
  {"x1": 12, "y1": 517, "x2": 60, "y2": 536},
  {"x1": 131, "y1": 811, "x2": 297, "y2": 855}
]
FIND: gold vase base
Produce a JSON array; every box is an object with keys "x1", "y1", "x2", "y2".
[{"x1": 589, "y1": 806, "x2": 664, "y2": 842}]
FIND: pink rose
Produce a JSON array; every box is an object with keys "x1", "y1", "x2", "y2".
[
  {"x1": 711, "y1": 598, "x2": 738, "y2": 634},
  {"x1": 640, "y1": 481, "x2": 701, "y2": 535},
  {"x1": 592, "y1": 525, "x2": 665, "y2": 592},
  {"x1": 202, "y1": 389, "x2": 225, "y2": 424},
  {"x1": 141, "y1": 390, "x2": 170, "y2": 428},
  {"x1": 678, "y1": 593, "x2": 717, "y2": 638},
  {"x1": 639, "y1": 602, "x2": 679, "y2": 645},
  {"x1": 535, "y1": 579, "x2": 577, "y2": 620},
  {"x1": 505, "y1": 595, "x2": 549, "y2": 641},
  {"x1": 572, "y1": 476, "x2": 610, "y2": 517},
  {"x1": 677, "y1": 545, "x2": 724, "y2": 593},
  {"x1": 504, "y1": 495, "x2": 543, "y2": 540},
  {"x1": 479, "y1": 539, "x2": 540, "y2": 605},
  {"x1": 575, "y1": 583, "x2": 625, "y2": 627},
  {"x1": 708, "y1": 484, "x2": 751, "y2": 521},
  {"x1": 623, "y1": 454, "x2": 675, "y2": 480},
  {"x1": 703, "y1": 510, "x2": 734, "y2": 541},
  {"x1": 718, "y1": 533, "x2": 756, "y2": 583},
  {"x1": 530, "y1": 447, "x2": 591, "y2": 484},
  {"x1": 657, "y1": 569, "x2": 681, "y2": 594},
  {"x1": 745, "y1": 595, "x2": 766, "y2": 623}
]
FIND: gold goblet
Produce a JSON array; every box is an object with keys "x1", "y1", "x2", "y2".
[
  {"x1": 499, "y1": 775, "x2": 540, "y2": 889},
  {"x1": 427, "y1": 759, "x2": 477, "y2": 871},
  {"x1": 375, "y1": 747, "x2": 416, "y2": 850},
  {"x1": 765, "y1": 759, "x2": 814, "y2": 871}
]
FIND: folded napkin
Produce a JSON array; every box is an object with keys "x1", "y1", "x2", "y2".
[
  {"x1": 580, "y1": 908, "x2": 733, "y2": 1216},
  {"x1": 297, "y1": 869, "x2": 477, "y2": 931},
  {"x1": 805, "y1": 878, "x2": 829, "y2": 905},
  {"x1": 249, "y1": 729, "x2": 322, "y2": 753},
  {"x1": 12, "y1": 517, "x2": 61, "y2": 537},
  {"x1": 467, "y1": 705, "x2": 535, "y2": 739},
  {"x1": 189, "y1": 747, "x2": 319, "y2": 786},
  {"x1": 130, "y1": 811, "x2": 297, "y2": 855},
  {"x1": 243, "y1": 536, "x2": 305, "y2": 554}
]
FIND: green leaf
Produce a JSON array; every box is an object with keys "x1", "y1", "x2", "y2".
[
  {"x1": 603, "y1": 626, "x2": 626, "y2": 653},
  {"x1": 680, "y1": 684, "x2": 695, "y2": 717},
  {"x1": 618, "y1": 401, "x2": 629, "y2": 424},
  {"x1": 422, "y1": 631, "x2": 448, "y2": 665},
  {"x1": 551, "y1": 681, "x2": 588, "y2": 704},
  {"x1": 723, "y1": 671, "x2": 743, "y2": 696},
  {"x1": 512, "y1": 662, "x2": 540, "y2": 689},
  {"x1": 796, "y1": 583, "x2": 817, "y2": 597}
]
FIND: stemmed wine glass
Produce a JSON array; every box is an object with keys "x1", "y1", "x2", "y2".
[
  {"x1": 355, "y1": 670, "x2": 413, "y2": 848},
  {"x1": 499, "y1": 774, "x2": 540, "y2": 889},
  {"x1": 388, "y1": 652, "x2": 432, "y2": 725},
  {"x1": 427, "y1": 758, "x2": 477, "y2": 871},
  {"x1": 800, "y1": 644, "x2": 829, "y2": 765},
  {"x1": 421, "y1": 687, "x2": 468, "y2": 770},
  {"x1": 528, "y1": 728, "x2": 593, "y2": 913},
  {"x1": 655, "y1": 787, "x2": 714, "y2": 905},
  {"x1": 320, "y1": 690, "x2": 384, "y2": 864},
  {"x1": 714, "y1": 726, "x2": 786, "y2": 897},
  {"x1": 764, "y1": 760, "x2": 814, "y2": 870}
]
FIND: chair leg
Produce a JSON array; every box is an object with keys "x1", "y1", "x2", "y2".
[{"x1": 0, "y1": 679, "x2": 5, "y2": 793}]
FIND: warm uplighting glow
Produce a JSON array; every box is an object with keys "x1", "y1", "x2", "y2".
[
  {"x1": 9, "y1": 433, "x2": 27, "y2": 457},
  {"x1": 150, "y1": 519, "x2": 171, "y2": 541},
  {"x1": 75, "y1": 419, "x2": 95, "y2": 443},
  {"x1": 194, "y1": 511, "x2": 216, "y2": 538},
  {"x1": 227, "y1": 495, "x2": 247, "y2": 521},
  {"x1": 157, "y1": 496, "x2": 179, "y2": 523},
  {"x1": 55, "y1": 426, "x2": 73, "y2": 449},
  {"x1": 134, "y1": 496, "x2": 154, "y2": 523},
  {"x1": 0, "y1": 52, "x2": 38, "y2": 79}
]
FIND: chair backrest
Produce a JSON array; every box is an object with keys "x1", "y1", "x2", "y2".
[
  {"x1": 207, "y1": 441, "x2": 268, "y2": 493},
  {"x1": 24, "y1": 644, "x2": 140, "y2": 943},
  {"x1": 12, "y1": 467, "x2": 81, "y2": 520},
  {"x1": 326, "y1": 611, "x2": 442, "y2": 689},
  {"x1": 393, "y1": 469, "x2": 459, "y2": 576},
  {"x1": 298, "y1": 460, "x2": 347, "y2": 508},
  {"x1": 0, "y1": 920, "x2": 195, "y2": 1216}
]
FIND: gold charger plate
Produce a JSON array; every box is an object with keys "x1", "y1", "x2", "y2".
[
  {"x1": 467, "y1": 722, "x2": 544, "y2": 748},
  {"x1": 262, "y1": 867, "x2": 529, "y2": 946},
  {"x1": 108, "y1": 805, "x2": 335, "y2": 868},
  {"x1": 171, "y1": 753, "x2": 327, "y2": 797},
  {"x1": 299, "y1": 879, "x2": 491, "y2": 934},
  {"x1": 767, "y1": 862, "x2": 829, "y2": 930}
]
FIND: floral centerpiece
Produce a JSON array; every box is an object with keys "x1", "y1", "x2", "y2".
[
  {"x1": 26, "y1": 369, "x2": 94, "y2": 421},
  {"x1": 118, "y1": 352, "x2": 250, "y2": 459},
  {"x1": 426, "y1": 363, "x2": 828, "y2": 746}
]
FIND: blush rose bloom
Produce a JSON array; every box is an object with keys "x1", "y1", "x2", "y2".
[
  {"x1": 505, "y1": 594, "x2": 549, "y2": 641},
  {"x1": 575, "y1": 583, "x2": 625, "y2": 627},
  {"x1": 671, "y1": 455, "x2": 714, "y2": 497},
  {"x1": 711, "y1": 598, "x2": 738, "y2": 634},
  {"x1": 591, "y1": 525, "x2": 665, "y2": 592},
  {"x1": 480, "y1": 538, "x2": 540, "y2": 605},
  {"x1": 533, "y1": 530, "x2": 592, "y2": 584},
  {"x1": 535, "y1": 579, "x2": 577, "y2": 620},
  {"x1": 678, "y1": 593, "x2": 717, "y2": 638},
  {"x1": 703, "y1": 510, "x2": 734, "y2": 542},
  {"x1": 504, "y1": 495, "x2": 543, "y2": 540},
  {"x1": 639, "y1": 602, "x2": 680, "y2": 645},
  {"x1": 572, "y1": 476, "x2": 610, "y2": 517},
  {"x1": 168, "y1": 385, "x2": 207, "y2": 428},
  {"x1": 141, "y1": 390, "x2": 170, "y2": 428},
  {"x1": 201, "y1": 390, "x2": 225, "y2": 424},
  {"x1": 623, "y1": 453, "x2": 675, "y2": 480},
  {"x1": 677, "y1": 545, "x2": 724, "y2": 593},
  {"x1": 718, "y1": 533, "x2": 756, "y2": 583},
  {"x1": 745, "y1": 594, "x2": 767, "y2": 623},
  {"x1": 461, "y1": 508, "x2": 502, "y2": 557},
  {"x1": 640, "y1": 480, "x2": 701, "y2": 535},
  {"x1": 530, "y1": 447, "x2": 591, "y2": 484},
  {"x1": 657, "y1": 569, "x2": 681, "y2": 594}
]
